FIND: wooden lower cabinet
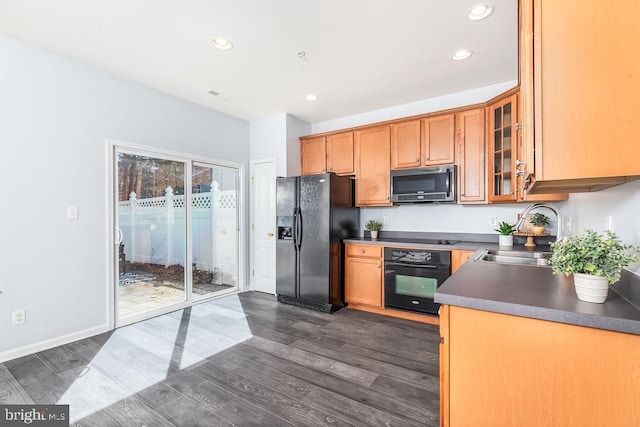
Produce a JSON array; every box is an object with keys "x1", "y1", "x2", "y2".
[
  {"x1": 439, "y1": 305, "x2": 640, "y2": 426},
  {"x1": 451, "y1": 250, "x2": 475, "y2": 274},
  {"x1": 345, "y1": 244, "x2": 383, "y2": 307}
]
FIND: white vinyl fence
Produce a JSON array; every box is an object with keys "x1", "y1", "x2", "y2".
[{"x1": 118, "y1": 185, "x2": 238, "y2": 285}]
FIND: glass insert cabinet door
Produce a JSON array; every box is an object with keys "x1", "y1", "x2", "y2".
[{"x1": 489, "y1": 93, "x2": 519, "y2": 202}]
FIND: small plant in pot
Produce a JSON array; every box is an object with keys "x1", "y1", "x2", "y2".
[
  {"x1": 548, "y1": 229, "x2": 640, "y2": 303},
  {"x1": 530, "y1": 213, "x2": 551, "y2": 234},
  {"x1": 365, "y1": 219, "x2": 383, "y2": 239},
  {"x1": 495, "y1": 221, "x2": 516, "y2": 247}
]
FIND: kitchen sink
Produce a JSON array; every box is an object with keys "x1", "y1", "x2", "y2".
[{"x1": 475, "y1": 249, "x2": 553, "y2": 267}]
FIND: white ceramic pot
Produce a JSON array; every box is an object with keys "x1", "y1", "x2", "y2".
[
  {"x1": 370, "y1": 230, "x2": 379, "y2": 239},
  {"x1": 498, "y1": 234, "x2": 513, "y2": 246},
  {"x1": 573, "y1": 272, "x2": 610, "y2": 303}
]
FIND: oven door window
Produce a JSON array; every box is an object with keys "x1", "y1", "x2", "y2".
[{"x1": 395, "y1": 274, "x2": 438, "y2": 299}]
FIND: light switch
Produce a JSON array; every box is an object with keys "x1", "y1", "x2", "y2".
[{"x1": 67, "y1": 206, "x2": 79, "y2": 220}]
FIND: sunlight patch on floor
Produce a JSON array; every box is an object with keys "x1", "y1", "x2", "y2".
[{"x1": 58, "y1": 294, "x2": 252, "y2": 422}]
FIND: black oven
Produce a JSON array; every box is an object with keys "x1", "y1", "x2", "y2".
[{"x1": 384, "y1": 248, "x2": 451, "y2": 315}]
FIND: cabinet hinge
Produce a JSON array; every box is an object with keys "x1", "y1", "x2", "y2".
[
  {"x1": 440, "y1": 336, "x2": 444, "y2": 344},
  {"x1": 252, "y1": 223, "x2": 255, "y2": 230},
  {"x1": 252, "y1": 269, "x2": 255, "y2": 277}
]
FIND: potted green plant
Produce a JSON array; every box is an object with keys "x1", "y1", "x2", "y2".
[
  {"x1": 365, "y1": 219, "x2": 383, "y2": 239},
  {"x1": 548, "y1": 229, "x2": 640, "y2": 303},
  {"x1": 530, "y1": 213, "x2": 550, "y2": 234},
  {"x1": 494, "y1": 221, "x2": 516, "y2": 246}
]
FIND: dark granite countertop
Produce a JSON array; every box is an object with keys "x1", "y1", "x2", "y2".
[{"x1": 435, "y1": 250, "x2": 640, "y2": 336}]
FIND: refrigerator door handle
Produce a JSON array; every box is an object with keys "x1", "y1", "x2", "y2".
[
  {"x1": 292, "y1": 209, "x2": 298, "y2": 248},
  {"x1": 295, "y1": 207, "x2": 303, "y2": 250}
]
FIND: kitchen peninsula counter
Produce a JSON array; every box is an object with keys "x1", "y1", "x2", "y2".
[
  {"x1": 435, "y1": 251, "x2": 640, "y2": 335},
  {"x1": 436, "y1": 250, "x2": 640, "y2": 426}
]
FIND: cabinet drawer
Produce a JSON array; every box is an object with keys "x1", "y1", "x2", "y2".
[{"x1": 346, "y1": 244, "x2": 382, "y2": 258}]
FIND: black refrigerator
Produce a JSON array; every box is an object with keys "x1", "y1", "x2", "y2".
[{"x1": 276, "y1": 173, "x2": 359, "y2": 313}]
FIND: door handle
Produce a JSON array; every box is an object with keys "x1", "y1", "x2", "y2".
[{"x1": 115, "y1": 227, "x2": 123, "y2": 245}]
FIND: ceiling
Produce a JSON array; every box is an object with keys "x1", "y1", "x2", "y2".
[{"x1": 0, "y1": 0, "x2": 518, "y2": 124}]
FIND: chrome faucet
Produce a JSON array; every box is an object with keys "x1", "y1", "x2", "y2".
[{"x1": 514, "y1": 203, "x2": 562, "y2": 241}]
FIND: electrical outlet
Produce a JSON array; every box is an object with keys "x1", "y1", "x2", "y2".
[
  {"x1": 561, "y1": 216, "x2": 573, "y2": 236},
  {"x1": 605, "y1": 216, "x2": 613, "y2": 232},
  {"x1": 383, "y1": 216, "x2": 390, "y2": 225},
  {"x1": 67, "y1": 206, "x2": 79, "y2": 220},
  {"x1": 12, "y1": 310, "x2": 25, "y2": 326},
  {"x1": 489, "y1": 217, "x2": 497, "y2": 227}
]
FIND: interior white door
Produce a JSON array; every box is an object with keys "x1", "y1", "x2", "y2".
[{"x1": 250, "y1": 159, "x2": 277, "y2": 294}]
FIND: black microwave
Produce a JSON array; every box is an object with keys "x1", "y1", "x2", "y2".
[{"x1": 390, "y1": 165, "x2": 456, "y2": 203}]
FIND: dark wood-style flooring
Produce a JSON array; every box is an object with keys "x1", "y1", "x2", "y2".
[{"x1": 0, "y1": 291, "x2": 440, "y2": 426}]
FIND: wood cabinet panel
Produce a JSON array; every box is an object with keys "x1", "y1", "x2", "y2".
[
  {"x1": 345, "y1": 244, "x2": 383, "y2": 308},
  {"x1": 301, "y1": 136, "x2": 326, "y2": 175},
  {"x1": 440, "y1": 305, "x2": 640, "y2": 426},
  {"x1": 451, "y1": 250, "x2": 476, "y2": 274},
  {"x1": 522, "y1": 0, "x2": 640, "y2": 191},
  {"x1": 354, "y1": 126, "x2": 392, "y2": 206},
  {"x1": 326, "y1": 131, "x2": 354, "y2": 175},
  {"x1": 391, "y1": 120, "x2": 422, "y2": 169},
  {"x1": 422, "y1": 114, "x2": 455, "y2": 166},
  {"x1": 345, "y1": 244, "x2": 382, "y2": 258},
  {"x1": 456, "y1": 109, "x2": 486, "y2": 203}
]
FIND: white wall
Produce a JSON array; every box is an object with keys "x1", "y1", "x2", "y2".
[
  {"x1": 312, "y1": 80, "x2": 518, "y2": 134},
  {"x1": 249, "y1": 113, "x2": 310, "y2": 177},
  {"x1": 249, "y1": 114, "x2": 286, "y2": 175},
  {"x1": 558, "y1": 180, "x2": 640, "y2": 245},
  {"x1": 0, "y1": 35, "x2": 249, "y2": 360},
  {"x1": 285, "y1": 114, "x2": 310, "y2": 176}
]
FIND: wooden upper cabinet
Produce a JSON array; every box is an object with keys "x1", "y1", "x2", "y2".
[
  {"x1": 521, "y1": 0, "x2": 640, "y2": 192},
  {"x1": 354, "y1": 126, "x2": 392, "y2": 206},
  {"x1": 488, "y1": 93, "x2": 519, "y2": 203},
  {"x1": 456, "y1": 108, "x2": 486, "y2": 204},
  {"x1": 300, "y1": 136, "x2": 326, "y2": 175},
  {"x1": 391, "y1": 120, "x2": 422, "y2": 169},
  {"x1": 422, "y1": 114, "x2": 455, "y2": 166},
  {"x1": 326, "y1": 131, "x2": 354, "y2": 175}
]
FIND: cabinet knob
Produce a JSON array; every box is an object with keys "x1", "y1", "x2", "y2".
[
  {"x1": 267, "y1": 232, "x2": 274, "y2": 237},
  {"x1": 415, "y1": 157, "x2": 419, "y2": 162},
  {"x1": 461, "y1": 192, "x2": 465, "y2": 197},
  {"x1": 425, "y1": 157, "x2": 430, "y2": 161},
  {"x1": 361, "y1": 249, "x2": 365, "y2": 253},
  {"x1": 376, "y1": 264, "x2": 381, "y2": 269},
  {"x1": 516, "y1": 160, "x2": 526, "y2": 168},
  {"x1": 510, "y1": 190, "x2": 514, "y2": 194}
]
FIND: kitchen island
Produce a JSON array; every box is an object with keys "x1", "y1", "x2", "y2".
[{"x1": 435, "y1": 253, "x2": 640, "y2": 426}]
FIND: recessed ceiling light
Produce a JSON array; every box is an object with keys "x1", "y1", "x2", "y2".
[
  {"x1": 305, "y1": 94, "x2": 319, "y2": 101},
  {"x1": 452, "y1": 49, "x2": 473, "y2": 61},
  {"x1": 211, "y1": 37, "x2": 233, "y2": 50},
  {"x1": 467, "y1": 3, "x2": 495, "y2": 21}
]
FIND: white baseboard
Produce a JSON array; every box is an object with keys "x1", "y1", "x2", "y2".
[{"x1": 0, "y1": 324, "x2": 110, "y2": 363}]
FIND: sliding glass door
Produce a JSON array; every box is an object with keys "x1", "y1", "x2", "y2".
[
  {"x1": 191, "y1": 163, "x2": 239, "y2": 300},
  {"x1": 113, "y1": 145, "x2": 241, "y2": 325}
]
